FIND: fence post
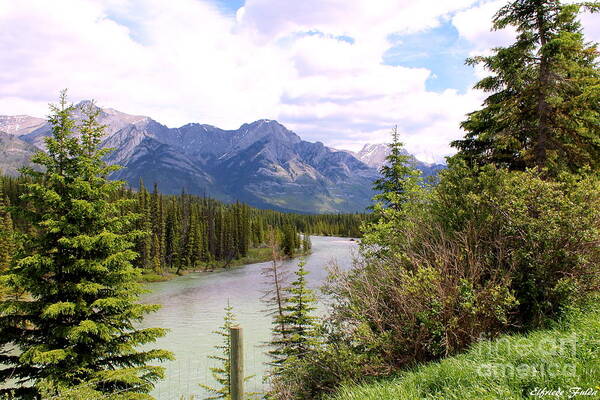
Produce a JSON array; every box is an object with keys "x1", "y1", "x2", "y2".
[{"x1": 230, "y1": 325, "x2": 244, "y2": 400}]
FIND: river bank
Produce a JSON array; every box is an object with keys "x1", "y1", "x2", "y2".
[{"x1": 137, "y1": 247, "x2": 314, "y2": 283}]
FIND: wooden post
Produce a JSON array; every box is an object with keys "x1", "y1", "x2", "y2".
[{"x1": 230, "y1": 325, "x2": 244, "y2": 400}]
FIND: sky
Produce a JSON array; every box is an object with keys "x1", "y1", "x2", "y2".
[{"x1": 0, "y1": 0, "x2": 598, "y2": 163}]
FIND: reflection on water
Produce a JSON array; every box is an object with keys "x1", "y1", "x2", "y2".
[{"x1": 140, "y1": 236, "x2": 357, "y2": 399}]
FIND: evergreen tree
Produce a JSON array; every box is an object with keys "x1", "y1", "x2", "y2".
[
  {"x1": 165, "y1": 197, "x2": 181, "y2": 269},
  {"x1": 136, "y1": 179, "x2": 152, "y2": 269},
  {"x1": 371, "y1": 126, "x2": 421, "y2": 211},
  {"x1": 0, "y1": 93, "x2": 173, "y2": 397},
  {"x1": 302, "y1": 234, "x2": 312, "y2": 254},
  {"x1": 281, "y1": 224, "x2": 299, "y2": 258},
  {"x1": 262, "y1": 228, "x2": 291, "y2": 369},
  {"x1": 150, "y1": 183, "x2": 166, "y2": 270},
  {"x1": 200, "y1": 302, "x2": 255, "y2": 400},
  {"x1": 183, "y1": 215, "x2": 198, "y2": 271},
  {"x1": 199, "y1": 301, "x2": 236, "y2": 400},
  {"x1": 362, "y1": 127, "x2": 423, "y2": 255},
  {"x1": 0, "y1": 192, "x2": 14, "y2": 273},
  {"x1": 192, "y1": 219, "x2": 205, "y2": 269},
  {"x1": 152, "y1": 232, "x2": 162, "y2": 274},
  {"x1": 0, "y1": 192, "x2": 15, "y2": 300},
  {"x1": 452, "y1": 0, "x2": 600, "y2": 174},
  {"x1": 280, "y1": 261, "x2": 319, "y2": 360}
]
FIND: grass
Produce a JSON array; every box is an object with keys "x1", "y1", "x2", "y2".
[{"x1": 330, "y1": 301, "x2": 600, "y2": 400}]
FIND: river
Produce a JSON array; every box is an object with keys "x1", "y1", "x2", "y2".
[{"x1": 140, "y1": 236, "x2": 358, "y2": 400}]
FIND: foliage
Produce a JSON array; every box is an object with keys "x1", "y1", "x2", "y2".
[
  {"x1": 266, "y1": 260, "x2": 320, "y2": 399},
  {"x1": 0, "y1": 192, "x2": 14, "y2": 278},
  {"x1": 273, "y1": 162, "x2": 600, "y2": 398},
  {"x1": 433, "y1": 162, "x2": 600, "y2": 326},
  {"x1": 200, "y1": 302, "x2": 237, "y2": 400},
  {"x1": 301, "y1": 234, "x2": 312, "y2": 254},
  {"x1": 262, "y1": 228, "x2": 291, "y2": 369},
  {"x1": 269, "y1": 339, "x2": 369, "y2": 400},
  {"x1": 0, "y1": 93, "x2": 173, "y2": 398},
  {"x1": 280, "y1": 164, "x2": 600, "y2": 398},
  {"x1": 371, "y1": 126, "x2": 422, "y2": 211},
  {"x1": 0, "y1": 173, "x2": 368, "y2": 277},
  {"x1": 452, "y1": 0, "x2": 600, "y2": 175},
  {"x1": 329, "y1": 298, "x2": 600, "y2": 400},
  {"x1": 280, "y1": 261, "x2": 319, "y2": 360},
  {"x1": 360, "y1": 127, "x2": 425, "y2": 257},
  {"x1": 281, "y1": 224, "x2": 300, "y2": 258}
]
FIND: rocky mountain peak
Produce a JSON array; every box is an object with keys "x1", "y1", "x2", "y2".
[
  {"x1": 0, "y1": 115, "x2": 46, "y2": 136},
  {"x1": 235, "y1": 119, "x2": 301, "y2": 147},
  {"x1": 355, "y1": 143, "x2": 390, "y2": 169},
  {"x1": 0, "y1": 104, "x2": 443, "y2": 213}
]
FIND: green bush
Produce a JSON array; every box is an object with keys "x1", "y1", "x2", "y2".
[
  {"x1": 433, "y1": 164, "x2": 600, "y2": 326},
  {"x1": 329, "y1": 298, "x2": 600, "y2": 400},
  {"x1": 275, "y1": 166, "x2": 600, "y2": 398}
]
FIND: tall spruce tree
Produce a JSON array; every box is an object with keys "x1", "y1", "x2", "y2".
[
  {"x1": 262, "y1": 228, "x2": 291, "y2": 369},
  {"x1": 280, "y1": 261, "x2": 318, "y2": 360},
  {"x1": 281, "y1": 224, "x2": 299, "y2": 258},
  {"x1": 301, "y1": 234, "x2": 312, "y2": 254},
  {"x1": 0, "y1": 93, "x2": 172, "y2": 397},
  {"x1": 200, "y1": 301, "x2": 254, "y2": 400},
  {"x1": 199, "y1": 301, "x2": 236, "y2": 400},
  {"x1": 452, "y1": 0, "x2": 600, "y2": 174},
  {"x1": 0, "y1": 192, "x2": 14, "y2": 274},
  {"x1": 0, "y1": 191, "x2": 15, "y2": 300},
  {"x1": 136, "y1": 179, "x2": 152, "y2": 269},
  {"x1": 371, "y1": 126, "x2": 421, "y2": 211},
  {"x1": 362, "y1": 127, "x2": 422, "y2": 255}
]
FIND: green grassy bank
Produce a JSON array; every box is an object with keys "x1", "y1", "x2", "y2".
[{"x1": 330, "y1": 300, "x2": 600, "y2": 400}]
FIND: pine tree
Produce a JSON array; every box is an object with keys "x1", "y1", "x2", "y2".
[
  {"x1": 165, "y1": 197, "x2": 181, "y2": 269},
  {"x1": 192, "y1": 219, "x2": 205, "y2": 269},
  {"x1": 302, "y1": 234, "x2": 312, "y2": 254},
  {"x1": 136, "y1": 179, "x2": 152, "y2": 269},
  {"x1": 0, "y1": 93, "x2": 173, "y2": 397},
  {"x1": 199, "y1": 301, "x2": 236, "y2": 400},
  {"x1": 281, "y1": 224, "x2": 299, "y2": 258},
  {"x1": 362, "y1": 127, "x2": 422, "y2": 254},
  {"x1": 150, "y1": 183, "x2": 166, "y2": 271},
  {"x1": 152, "y1": 232, "x2": 162, "y2": 274},
  {"x1": 0, "y1": 192, "x2": 14, "y2": 273},
  {"x1": 372, "y1": 126, "x2": 421, "y2": 211},
  {"x1": 0, "y1": 192, "x2": 15, "y2": 300},
  {"x1": 183, "y1": 215, "x2": 198, "y2": 271},
  {"x1": 452, "y1": 0, "x2": 600, "y2": 174},
  {"x1": 280, "y1": 260, "x2": 319, "y2": 360},
  {"x1": 262, "y1": 228, "x2": 291, "y2": 369},
  {"x1": 200, "y1": 302, "x2": 255, "y2": 400}
]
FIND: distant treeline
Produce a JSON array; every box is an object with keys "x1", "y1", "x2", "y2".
[{"x1": 0, "y1": 174, "x2": 369, "y2": 273}]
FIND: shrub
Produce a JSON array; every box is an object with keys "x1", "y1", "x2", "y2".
[{"x1": 276, "y1": 165, "x2": 600, "y2": 397}]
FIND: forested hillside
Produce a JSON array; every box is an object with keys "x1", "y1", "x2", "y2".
[{"x1": 0, "y1": 174, "x2": 368, "y2": 278}]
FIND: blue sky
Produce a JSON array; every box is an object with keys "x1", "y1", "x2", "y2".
[
  {"x1": 213, "y1": 0, "x2": 245, "y2": 15},
  {"x1": 214, "y1": 0, "x2": 479, "y2": 93},
  {"x1": 384, "y1": 22, "x2": 476, "y2": 93},
  {"x1": 1, "y1": 0, "x2": 598, "y2": 162}
]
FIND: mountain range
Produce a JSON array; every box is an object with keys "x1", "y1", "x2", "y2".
[
  {"x1": 0, "y1": 102, "x2": 444, "y2": 213},
  {"x1": 353, "y1": 143, "x2": 445, "y2": 177}
]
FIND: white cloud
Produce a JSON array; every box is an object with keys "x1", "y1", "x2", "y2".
[
  {"x1": 452, "y1": 0, "x2": 516, "y2": 52},
  {"x1": 1, "y1": 0, "x2": 597, "y2": 163},
  {"x1": 453, "y1": 0, "x2": 600, "y2": 52}
]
